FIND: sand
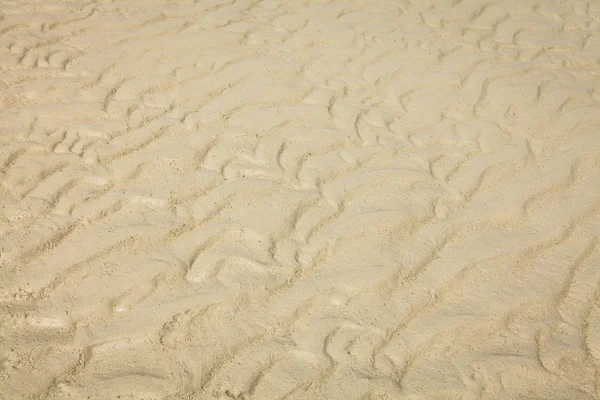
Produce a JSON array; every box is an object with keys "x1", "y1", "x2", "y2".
[{"x1": 0, "y1": 0, "x2": 599, "y2": 399}]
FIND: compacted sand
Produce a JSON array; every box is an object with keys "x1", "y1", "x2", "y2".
[{"x1": 1, "y1": 0, "x2": 600, "y2": 399}]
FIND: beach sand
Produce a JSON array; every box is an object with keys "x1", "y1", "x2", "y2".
[{"x1": 1, "y1": 0, "x2": 599, "y2": 399}]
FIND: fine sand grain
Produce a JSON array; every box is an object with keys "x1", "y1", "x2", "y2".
[{"x1": 1, "y1": 0, "x2": 600, "y2": 399}]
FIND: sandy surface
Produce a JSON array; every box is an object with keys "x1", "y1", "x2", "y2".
[{"x1": 1, "y1": 0, "x2": 599, "y2": 399}]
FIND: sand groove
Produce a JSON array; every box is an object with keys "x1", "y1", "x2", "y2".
[{"x1": 1, "y1": 0, "x2": 599, "y2": 399}]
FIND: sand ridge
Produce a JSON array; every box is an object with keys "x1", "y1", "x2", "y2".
[{"x1": 1, "y1": 0, "x2": 600, "y2": 399}]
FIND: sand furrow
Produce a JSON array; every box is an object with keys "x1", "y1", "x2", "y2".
[{"x1": 1, "y1": 0, "x2": 599, "y2": 399}]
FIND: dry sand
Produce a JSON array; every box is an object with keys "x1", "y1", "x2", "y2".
[{"x1": 1, "y1": 0, "x2": 600, "y2": 399}]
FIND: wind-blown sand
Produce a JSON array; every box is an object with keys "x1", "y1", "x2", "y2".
[{"x1": 1, "y1": 0, "x2": 599, "y2": 399}]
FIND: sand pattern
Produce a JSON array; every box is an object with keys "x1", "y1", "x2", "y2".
[{"x1": 1, "y1": 0, "x2": 600, "y2": 399}]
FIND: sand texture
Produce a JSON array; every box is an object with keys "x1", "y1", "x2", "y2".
[{"x1": 1, "y1": 0, "x2": 600, "y2": 399}]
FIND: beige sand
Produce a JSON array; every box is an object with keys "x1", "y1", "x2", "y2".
[{"x1": 1, "y1": 0, "x2": 599, "y2": 399}]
